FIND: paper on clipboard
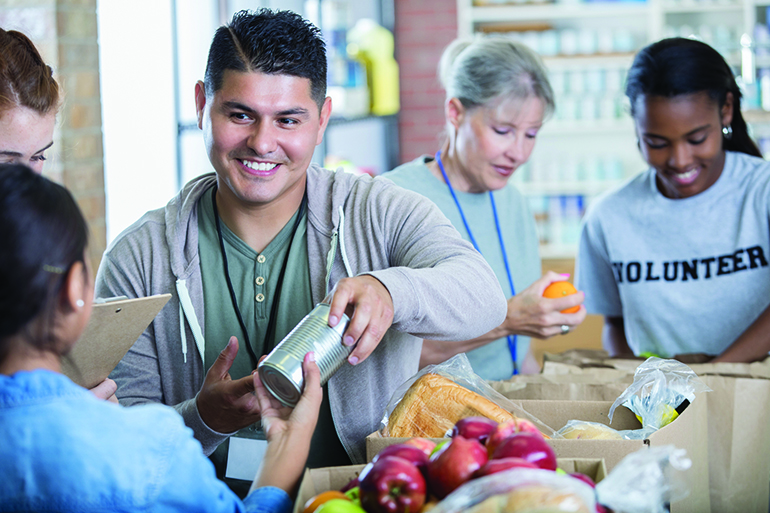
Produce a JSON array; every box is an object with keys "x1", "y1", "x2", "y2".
[{"x1": 61, "y1": 294, "x2": 171, "y2": 389}]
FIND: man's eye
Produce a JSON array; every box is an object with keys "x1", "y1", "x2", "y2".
[
  {"x1": 279, "y1": 118, "x2": 299, "y2": 126},
  {"x1": 230, "y1": 113, "x2": 250, "y2": 121}
]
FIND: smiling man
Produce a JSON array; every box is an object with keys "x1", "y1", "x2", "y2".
[{"x1": 96, "y1": 8, "x2": 506, "y2": 497}]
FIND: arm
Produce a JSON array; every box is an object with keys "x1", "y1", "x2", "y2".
[
  {"x1": 712, "y1": 303, "x2": 770, "y2": 363},
  {"x1": 602, "y1": 316, "x2": 635, "y2": 357},
  {"x1": 419, "y1": 272, "x2": 587, "y2": 366}
]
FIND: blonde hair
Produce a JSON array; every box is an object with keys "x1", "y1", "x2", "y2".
[{"x1": 438, "y1": 35, "x2": 554, "y2": 117}]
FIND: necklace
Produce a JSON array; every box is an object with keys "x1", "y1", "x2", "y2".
[
  {"x1": 212, "y1": 186, "x2": 307, "y2": 369},
  {"x1": 435, "y1": 151, "x2": 519, "y2": 375}
]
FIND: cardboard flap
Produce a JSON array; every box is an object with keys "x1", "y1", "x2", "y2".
[{"x1": 61, "y1": 294, "x2": 171, "y2": 389}]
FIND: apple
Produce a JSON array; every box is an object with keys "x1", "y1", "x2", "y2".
[
  {"x1": 473, "y1": 456, "x2": 539, "y2": 478},
  {"x1": 513, "y1": 417, "x2": 542, "y2": 436},
  {"x1": 359, "y1": 456, "x2": 427, "y2": 513},
  {"x1": 344, "y1": 486, "x2": 360, "y2": 506},
  {"x1": 373, "y1": 443, "x2": 429, "y2": 474},
  {"x1": 427, "y1": 435, "x2": 488, "y2": 499},
  {"x1": 402, "y1": 437, "x2": 437, "y2": 457},
  {"x1": 315, "y1": 498, "x2": 367, "y2": 513},
  {"x1": 569, "y1": 472, "x2": 596, "y2": 488},
  {"x1": 491, "y1": 432, "x2": 557, "y2": 471},
  {"x1": 340, "y1": 477, "x2": 359, "y2": 493},
  {"x1": 485, "y1": 419, "x2": 545, "y2": 457},
  {"x1": 450, "y1": 416, "x2": 498, "y2": 445}
]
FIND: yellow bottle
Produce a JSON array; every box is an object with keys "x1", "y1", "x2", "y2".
[{"x1": 347, "y1": 19, "x2": 400, "y2": 116}]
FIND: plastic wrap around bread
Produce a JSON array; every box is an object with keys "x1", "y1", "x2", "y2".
[{"x1": 463, "y1": 485, "x2": 592, "y2": 513}]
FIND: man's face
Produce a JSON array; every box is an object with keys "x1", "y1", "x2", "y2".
[{"x1": 196, "y1": 70, "x2": 331, "y2": 209}]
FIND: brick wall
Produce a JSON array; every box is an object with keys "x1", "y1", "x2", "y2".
[
  {"x1": 0, "y1": 0, "x2": 106, "y2": 270},
  {"x1": 394, "y1": 0, "x2": 457, "y2": 163}
]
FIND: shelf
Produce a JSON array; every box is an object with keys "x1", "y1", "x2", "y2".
[
  {"x1": 542, "y1": 53, "x2": 636, "y2": 68},
  {"x1": 661, "y1": 1, "x2": 743, "y2": 13},
  {"x1": 469, "y1": 3, "x2": 650, "y2": 23}
]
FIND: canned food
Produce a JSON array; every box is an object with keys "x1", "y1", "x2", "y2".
[{"x1": 258, "y1": 303, "x2": 351, "y2": 407}]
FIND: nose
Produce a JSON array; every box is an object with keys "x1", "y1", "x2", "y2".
[
  {"x1": 247, "y1": 120, "x2": 278, "y2": 156},
  {"x1": 504, "y1": 134, "x2": 530, "y2": 164},
  {"x1": 667, "y1": 142, "x2": 694, "y2": 170}
]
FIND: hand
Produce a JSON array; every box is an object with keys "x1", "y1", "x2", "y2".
[
  {"x1": 196, "y1": 336, "x2": 261, "y2": 433},
  {"x1": 326, "y1": 275, "x2": 395, "y2": 366},
  {"x1": 252, "y1": 352, "x2": 323, "y2": 494},
  {"x1": 504, "y1": 272, "x2": 587, "y2": 339},
  {"x1": 89, "y1": 378, "x2": 119, "y2": 404}
]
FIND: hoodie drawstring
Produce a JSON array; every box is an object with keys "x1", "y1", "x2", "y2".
[
  {"x1": 324, "y1": 205, "x2": 354, "y2": 293},
  {"x1": 176, "y1": 279, "x2": 205, "y2": 363}
]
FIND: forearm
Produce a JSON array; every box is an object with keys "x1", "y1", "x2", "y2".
[
  {"x1": 175, "y1": 396, "x2": 232, "y2": 456},
  {"x1": 602, "y1": 316, "x2": 634, "y2": 357},
  {"x1": 712, "y1": 305, "x2": 770, "y2": 363},
  {"x1": 420, "y1": 325, "x2": 508, "y2": 367}
]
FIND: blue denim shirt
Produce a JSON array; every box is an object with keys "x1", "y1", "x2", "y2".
[{"x1": 0, "y1": 370, "x2": 291, "y2": 513}]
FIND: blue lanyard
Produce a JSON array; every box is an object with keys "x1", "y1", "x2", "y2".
[{"x1": 435, "y1": 151, "x2": 519, "y2": 375}]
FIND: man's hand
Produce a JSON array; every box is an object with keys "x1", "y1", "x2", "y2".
[
  {"x1": 327, "y1": 275, "x2": 394, "y2": 366},
  {"x1": 196, "y1": 336, "x2": 261, "y2": 433},
  {"x1": 90, "y1": 378, "x2": 119, "y2": 404}
]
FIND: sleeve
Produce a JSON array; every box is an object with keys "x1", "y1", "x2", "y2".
[
  {"x1": 242, "y1": 488, "x2": 293, "y2": 513},
  {"x1": 574, "y1": 205, "x2": 623, "y2": 317},
  {"x1": 361, "y1": 181, "x2": 508, "y2": 341}
]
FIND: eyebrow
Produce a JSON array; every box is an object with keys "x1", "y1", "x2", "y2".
[
  {"x1": 222, "y1": 101, "x2": 310, "y2": 118},
  {"x1": 643, "y1": 124, "x2": 710, "y2": 138}
]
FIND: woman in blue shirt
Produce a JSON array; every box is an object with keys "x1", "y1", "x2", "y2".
[{"x1": 0, "y1": 163, "x2": 323, "y2": 512}]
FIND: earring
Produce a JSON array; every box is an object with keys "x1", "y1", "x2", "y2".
[
  {"x1": 722, "y1": 125, "x2": 733, "y2": 139},
  {"x1": 76, "y1": 299, "x2": 85, "y2": 308}
]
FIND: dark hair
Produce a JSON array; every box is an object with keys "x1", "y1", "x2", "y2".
[
  {"x1": 626, "y1": 37, "x2": 761, "y2": 158},
  {"x1": 203, "y1": 9, "x2": 327, "y2": 110},
  {"x1": 0, "y1": 164, "x2": 88, "y2": 358},
  {"x1": 0, "y1": 28, "x2": 60, "y2": 115}
]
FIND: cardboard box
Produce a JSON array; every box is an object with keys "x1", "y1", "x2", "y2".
[
  {"x1": 366, "y1": 397, "x2": 709, "y2": 513},
  {"x1": 293, "y1": 458, "x2": 607, "y2": 513}
]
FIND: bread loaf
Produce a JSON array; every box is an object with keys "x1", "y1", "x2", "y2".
[
  {"x1": 465, "y1": 485, "x2": 592, "y2": 513},
  {"x1": 387, "y1": 373, "x2": 515, "y2": 438}
]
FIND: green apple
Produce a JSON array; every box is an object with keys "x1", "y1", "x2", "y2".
[
  {"x1": 344, "y1": 486, "x2": 360, "y2": 506},
  {"x1": 315, "y1": 498, "x2": 366, "y2": 513}
]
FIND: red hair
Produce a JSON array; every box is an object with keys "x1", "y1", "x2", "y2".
[{"x1": 0, "y1": 29, "x2": 59, "y2": 115}]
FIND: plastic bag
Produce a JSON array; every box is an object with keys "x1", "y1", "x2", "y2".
[
  {"x1": 596, "y1": 445, "x2": 692, "y2": 513},
  {"x1": 429, "y1": 467, "x2": 596, "y2": 513},
  {"x1": 379, "y1": 353, "x2": 559, "y2": 439},
  {"x1": 608, "y1": 357, "x2": 711, "y2": 431},
  {"x1": 556, "y1": 420, "x2": 624, "y2": 440}
]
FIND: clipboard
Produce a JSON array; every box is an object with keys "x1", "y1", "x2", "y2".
[{"x1": 61, "y1": 294, "x2": 172, "y2": 389}]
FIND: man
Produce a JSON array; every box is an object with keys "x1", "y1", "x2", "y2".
[{"x1": 96, "y1": 8, "x2": 506, "y2": 495}]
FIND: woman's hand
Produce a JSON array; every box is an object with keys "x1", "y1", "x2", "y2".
[
  {"x1": 251, "y1": 352, "x2": 323, "y2": 496},
  {"x1": 503, "y1": 272, "x2": 587, "y2": 339},
  {"x1": 89, "y1": 378, "x2": 118, "y2": 404}
]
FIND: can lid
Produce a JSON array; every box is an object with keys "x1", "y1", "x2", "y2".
[{"x1": 258, "y1": 364, "x2": 301, "y2": 407}]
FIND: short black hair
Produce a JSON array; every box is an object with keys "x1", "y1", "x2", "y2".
[
  {"x1": 203, "y1": 9, "x2": 327, "y2": 110},
  {"x1": 0, "y1": 164, "x2": 88, "y2": 356},
  {"x1": 626, "y1": 37, "x2": 761, "y2": 158}
]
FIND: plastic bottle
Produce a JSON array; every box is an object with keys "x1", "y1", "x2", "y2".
[{"x1": 347, "y1": 19, "x2": 400, "y2": 116}]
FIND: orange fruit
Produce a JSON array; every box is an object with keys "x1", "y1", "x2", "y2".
[
  {"x1": 303, "y1": 491, "x2": 351, "y2": 513},
  {"x1": 543, "y1": 281, "x2": 580, "y2": 314}
]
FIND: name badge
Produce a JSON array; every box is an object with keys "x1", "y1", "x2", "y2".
[{"x1": 225, "y1": 424, "x2": 268, "y2": 481}]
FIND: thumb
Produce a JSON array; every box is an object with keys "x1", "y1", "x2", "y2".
[{"x1": 209, "y1": 336, "x2": 239, "y2": 380}]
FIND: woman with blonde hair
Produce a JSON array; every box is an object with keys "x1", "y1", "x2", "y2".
[{"x1": 386, "y1": 35, "x2": 586, "y2": 379}]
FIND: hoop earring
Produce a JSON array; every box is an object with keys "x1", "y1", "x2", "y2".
[{"x1": 722, "y1": 125, "x2": 733, "y2": 139}]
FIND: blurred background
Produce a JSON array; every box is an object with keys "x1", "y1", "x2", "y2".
[{"x1": 4, "y1": 0, "x2": 770, "y2": 353}]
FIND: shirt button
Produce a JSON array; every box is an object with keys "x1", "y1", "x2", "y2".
[
  {"x1": 257, "y1": 255, "x2": 266, "y2": 264},
  {"x1": 255, "y1": 293, "x2": 265, "y2": 302},
  {"x1": 256, "y1": 276, "x2": 265, "y2": 286}
]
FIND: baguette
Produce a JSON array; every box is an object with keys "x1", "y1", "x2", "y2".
[{"x1": 387, "y1": 373, "x2": 515, "y2": 438}]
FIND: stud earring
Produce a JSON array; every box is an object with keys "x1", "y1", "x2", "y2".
[
  {"x1": 722, "y1": 125, "x2": 733, "y2": 139},
  {"x1": 76, "y1": 299, "x2": 85, "y2": 308}
]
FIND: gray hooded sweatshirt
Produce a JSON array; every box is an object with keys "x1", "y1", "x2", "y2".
[{"x1": 96, "y1": 164, "x2": 507, "y2": 463}]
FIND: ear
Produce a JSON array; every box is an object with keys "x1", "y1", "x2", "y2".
[
  {"x1": 60, "y1": 261, "x2": 88, "y2": 313},
  {"x1": 195, "y1": 81, "x2": 207, "y2": 130},
  {"x1": 445, "y1": 97, "x2": 465, "y2": 131},
  {"x1": 315, "y1": 96, "x2": 333, "y2": 146},
  {"x1": 721, "y1": 91, "x2": 734, "y2": 129}
]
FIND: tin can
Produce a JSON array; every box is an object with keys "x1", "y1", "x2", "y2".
[{"x1": 258, "y1": 303, "x2": 351, "y2": 407}]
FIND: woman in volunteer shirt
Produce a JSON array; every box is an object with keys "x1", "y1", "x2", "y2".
[
  {"x1": 0, "y1": 164, "x2": 323, "y2": 512},
  {"x1": 386, "y1": 35, "x2": 586, "y2": 380},
  {"x1": 0, "y1": 28, "x2": 59, "y2": 173},
  {"x1": 575, "y1": 37, "x2": 770, "y2": 362}
]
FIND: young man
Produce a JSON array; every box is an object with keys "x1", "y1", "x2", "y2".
[{"x1": 96, "y1": 9, "x2": 506, "y2": 494}]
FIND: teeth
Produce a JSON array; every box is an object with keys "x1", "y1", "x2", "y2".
[
  {"x1": 676, "y1": 168, "x2": 697, "y2": 180},
  {"x1": 242, "y1": 160, "x2": 277, "y2": 172}
]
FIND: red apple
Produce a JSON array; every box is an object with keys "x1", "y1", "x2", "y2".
[
  {"x1": 513, "y1": 418, "x2": 542, "y2": 436},
  {"x1": 485, "y1": 419, "x2": 518, "y2": 457},
  {"x1": 473, "y1": 456, "x2": 539, "y2": 478},
  {"x1": 491, "y1": 432, "x2": 557, "y2": 471},
  {"x1": 359, "y1": 456, "x2": 426, "y2": 513},
  {"x1": 373, "y1": 444, "x2": 429, "y2": 474},
  {"x1": 451, "y1": 416, "x2": 498, "y2": 445},
  {"x1": 402, "y1": 437, "x2": 437, "y2": 457},
  {"x1": 340, "y1": 477, "x2": 359, "y2": 493},
  {"x1": 427, "y1": 435, "x2": 488, "y2": 499},
  {"x1": 569, "y1": 472, "x2": 596, "y2": 488}
]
